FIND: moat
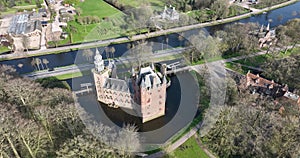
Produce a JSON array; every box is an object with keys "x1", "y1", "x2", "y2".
[{"x1": 72, "y1": 70, "x2": 199, "y2": 144}]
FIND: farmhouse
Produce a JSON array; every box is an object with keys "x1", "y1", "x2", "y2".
[{"x1": 6, "y1": 14, "x2": 43, "y2": 52}]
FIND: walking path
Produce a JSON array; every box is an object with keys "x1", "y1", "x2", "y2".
[
  {"x1": 234, "y1": 2, "x2": 261, "y2": 12},
  {"x1": 194, "y1": 134, "x2": 217, "y2": 158},
  {"x1": 0, "y1": 0, "x2": 297, "y2": 61}
]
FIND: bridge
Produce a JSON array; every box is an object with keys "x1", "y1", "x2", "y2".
[
  {"x1": 73, "y1": 83, "x2": 94, "y2": 95},
  {"x1": 165, "y1": 61, "x2": 191, "y2": 75}
]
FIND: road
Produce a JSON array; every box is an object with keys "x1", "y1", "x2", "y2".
[
  {"x1": 24, "y1": 43, "x2": 300, "y2": 79},
  {"x1": 0, "y1": 0, "x2": 297, "y2": 61},
  {"x1": 23, "y1": 47, "x2": 190, "y2": 79}
]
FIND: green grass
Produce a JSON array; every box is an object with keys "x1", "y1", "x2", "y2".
[
  {"x1": 233, "y1": 48, "x2": 300, "y2": 67},
  {"x1": 77, "y1": 0, "x2": 121, "y2": 18},
  {"x1": 0, "y1": 46, "x2": 10, "y2": 54},
  {"x1": 117, "y1": 0, "x2": 164, "y2": 9},
  {"x1": 1, "y1": 0, "x2": 43, "y2": 15},
  {"x1": 225, "y1": 62, "x2": 249, "y2": 74},
  {"x1": 53, "y1": 70, "x2": 91, "y2": 80},
  {"x1": 234, "y1": 54, "x2": 271, "y2": 67},
  {"x1": 54, "y1": 71, "x2": 83, "y2": 80},
  {"x1": 64, "y1": 0, "x2": 125, "y2": 44},
  {"x1": 170, "y1": 136, "x2": 209, "y2": 158},
  {"x1": 14, "y1": 0, "x2": 43, "y2": 6}
]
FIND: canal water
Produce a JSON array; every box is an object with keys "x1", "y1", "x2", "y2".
[{"x1": 0, "y1": 1, "x2": 299, "y2": 74}]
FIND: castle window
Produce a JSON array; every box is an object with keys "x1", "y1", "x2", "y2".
[
  {"x1": 147, "y1": 99, "x2": 150, "y2": 103},
  {"x1": 158, "y1": 89, "x2": 160, "y2": 92},
  {"x1": 159, "y1": 108, "x2": 162, "y2": 111},
  {"x1": 159, "y1": 95, "x2": 162, "y2": 99}
]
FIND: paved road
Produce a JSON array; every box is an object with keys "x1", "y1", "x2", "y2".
[
  {"x1": 23, "y1": 47, "x2": 190, "y2": 79},
  {"x1": 1, "y1": 0, "x2": 297, "y2": 61},
  {"x1": 24, "y1": 44, "x2": 300, "y2": 79}
]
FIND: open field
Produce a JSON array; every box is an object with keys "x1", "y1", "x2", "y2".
[
  {"x1": 77, "y1": 0, "x2": 121, "y2": 18},
  {"x1": 0, "y1": 46, "x2": 10, "y2": 54},
  {"x1": 116, "y1": 0, "x2": 164, "y2": 9},
  {"x1": 63, "y1": 0, "x2": 125, "y2": 44},
  {"x1": 0, "y1": 0, "x2": 43, "y2": 16}
]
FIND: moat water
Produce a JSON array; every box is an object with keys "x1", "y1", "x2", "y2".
[{"x1": 72, "y1": 71, "x2": 199, "y2": 144}]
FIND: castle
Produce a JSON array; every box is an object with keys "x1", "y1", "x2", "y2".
[{"x1": 92, "y1": 49, "x2": 169, "y2": 123}]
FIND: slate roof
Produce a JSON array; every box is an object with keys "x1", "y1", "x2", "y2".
[
  {"x1": 103, "y1": 78, "x2": 134, "y2": 93},
  {"x1": 8, "y1": 14, "x2": 42, "y2": 35}
]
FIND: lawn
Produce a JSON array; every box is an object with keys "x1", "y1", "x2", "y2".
[
  {"x1": 170, "y1": 136, "x2": 209, "y2": 158},
  {"x1": 54, "y1": 70, "x2": 91, "y2": 80},
  {"x1": 77, "y1": 0, "x2": 121, "y2": 18},
  {"x1": 64, "y1": 0, "x2": 125, "y2": 44},
  {"x1": 0, "y1": 46, "x2": 10, "y2": 54},
  {"x1": 0, "y1": 0, "x2": 43, "y2": 16},
  {"x1": 14, "y1": 0, "x2": 43, "y2": 6},
  {"x1": 233, "y1": 48, "x2": 300, "y2": 67},
  {"x1": 117, "y1": 0, "x2": 164, "y2": 9}
]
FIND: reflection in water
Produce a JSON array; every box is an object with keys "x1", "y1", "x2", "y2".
[
  {"x1": 73, "y1": 71, "x2": 199, "y2": 144},
  {"x1": 100, "y1": 75, "x2": 181, "y2": 132}
]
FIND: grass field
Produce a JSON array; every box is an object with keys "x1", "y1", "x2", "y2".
[
  {"x1": 64, "y1": 0, "x2": 125, "y2": 44},
  {"x1": 0, "y1": 0, "x2": 43, "y2": 16},
  {"x1": 117, "y1": 0, "x2": 164, "y2": 9},
  {"x1": 0, "y1": 46, "x2": 10, "y2": 54},
  {"x1": 170, "y1": 136, "x2": 209, "y2": 158},
  {"x1": 77, "y1": 0, "x2": 121, "y2": 18}
]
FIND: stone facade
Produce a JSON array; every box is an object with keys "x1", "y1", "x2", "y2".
[{"x1": 93, "y1": 49, "x2": 168, "y2": 123}]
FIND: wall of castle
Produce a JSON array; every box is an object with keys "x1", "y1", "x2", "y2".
[{"x1": 140, "y1": 83, "x2": 166, "y2": 123}]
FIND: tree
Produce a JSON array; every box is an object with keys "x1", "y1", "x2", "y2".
[
  {"x1": 210, "y1": 0, "x2": 229, "y2": 20},
  {"x1": 36, "y1": 58, "x2": 42, "y2": 70},
  {"x1": 42, "y1": 59, "x2": 49, "y2": 69},
  {"x1": 203, "y1": 94, "x2": 300, "y2": 158},
  {"x1": 82, "y1": 49, "x2": 94, "y2": 62},
  {"x1": 110, "y1": 47, "x2": 115, "y2": 59},
  {"x1": 31, "y1": 58, "x2": 37, "y2": 71},
  {"x1": 22, "y1": 35, "x2": 29, "y2": 53}
]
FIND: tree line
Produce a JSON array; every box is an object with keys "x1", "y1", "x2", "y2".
[
  {"x1": 202, "y1": 83, "x2": 300, "y2": 157},
  {"x1": 0, "y1": 65, "x2": 140, "y2": 157}
]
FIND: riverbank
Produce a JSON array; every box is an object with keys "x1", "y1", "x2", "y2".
[{"x1": 0, "y1": 0, "x2": 298, "y2": 61}]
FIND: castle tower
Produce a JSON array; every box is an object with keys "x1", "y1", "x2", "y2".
[
  {"x1": 137, "y1": 66, "x2": 167, "y2": 123},
  {"x1": 93, "y1": 49, "x2": 110, "y2": 102},
  {"x1": 94, "y1": 48, "x2": 104, "y2": 73}
]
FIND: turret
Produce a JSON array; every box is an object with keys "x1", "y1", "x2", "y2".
[{"x1": 94, "y1": 48, "x2": 104, "y2": 73}]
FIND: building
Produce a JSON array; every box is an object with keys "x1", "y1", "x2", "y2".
[
  {"x1": 240, "y1": 72, "x2": 300, "y2": 109},
  {"x1": 161, "y1": 5, "x2": 179, "y2": 21},
  {"x1": 92, "y1": 49, "x2": 169, "y2": 123},
  {"x1": 256, "y1": 23, "x2": 276, "y2": 48},
  {"x1": 7, "y1": 14, "x2": 42, "y2": 51},
  {"x1": 45, "y1": 22, "x2": 63, "y2": 42}
]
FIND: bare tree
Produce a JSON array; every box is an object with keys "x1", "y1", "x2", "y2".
[
  {"x1": 82, "y1": 49, "x2": 94, "y2": 62},
  {"x1": 42, "y1": 59, "x2": 49, "y2": 69}
]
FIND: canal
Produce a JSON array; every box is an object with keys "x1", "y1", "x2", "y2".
[{"x1": 0, "y1": 1, "x2": 299, "y2": 75}]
